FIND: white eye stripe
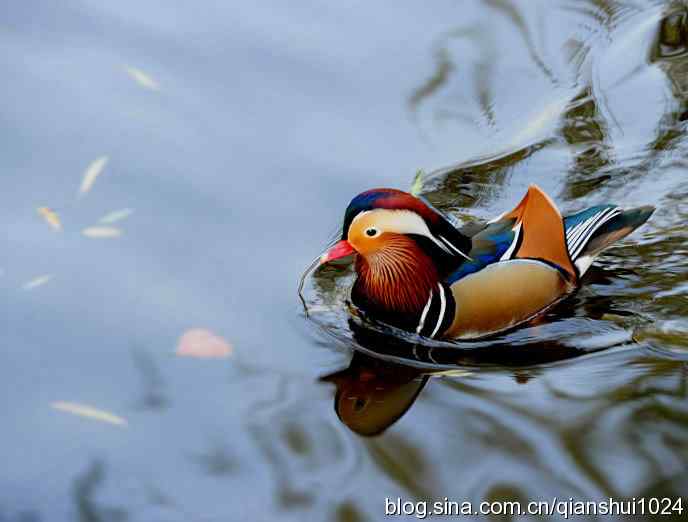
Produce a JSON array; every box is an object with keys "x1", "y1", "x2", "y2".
[{"x1": 351, "y1": 209, "x2": 471, "y2": 259}]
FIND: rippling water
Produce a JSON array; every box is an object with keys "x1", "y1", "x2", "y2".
[{"x1": 3, "y1": 1, "x2": 688, "y2": 521}]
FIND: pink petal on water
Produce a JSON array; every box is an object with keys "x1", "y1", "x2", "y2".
[{"x1": 176, "y1": 328, "x2": 233, "y2": 358}]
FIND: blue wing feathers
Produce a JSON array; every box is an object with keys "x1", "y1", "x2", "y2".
[{"x1": 447, "y1": 221, "x2": 514, "y2": 283}]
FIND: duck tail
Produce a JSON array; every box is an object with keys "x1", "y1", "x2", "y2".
[{"x1": 565, "y1": 205, "x2": 655, "y2": 275}]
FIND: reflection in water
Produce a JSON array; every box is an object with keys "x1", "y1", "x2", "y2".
[
  {"x1": 653, "y1": 7, "x2": 688, "y2": 61},
  {"x1": 561, "y1": 88, "x2": 613, "y2": 200},
  {"x1": 190, "y1": 444, "x2": 236, "y2": 477},
  {"x1": 130, "y1": 348, "x2": 168, "y2": 411},
  {"x1": 408, "y1": 1, "x2": 688, "y2": 211},
  {"x1": 485, "y1": 0, "x2": 559, "y2": 85},
  {"x1": 321, "y1": 352, "x2": 428, "y2": 437},
  {"x1": 317, "y1": 328, "x2": 687, "y2": 507},
  {"x1": 320, "y1": 319, "x2": 612, "y2": 437},
  {"x1": 72, "y1": 461, "x2": 126, "y2": 522}
]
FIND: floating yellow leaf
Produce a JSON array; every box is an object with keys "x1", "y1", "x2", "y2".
[
  {"x1": 23, "y1": 274, "x2": 53, "y2": 290},
  {"x1": 51, "y1": 401, "x2": 127, "y2": 426},
  {"x1": 37, "y1": 207, "x2": 62, "y2": 231},
  {"x1": 98, "y1": 208, "x2": 134, "y2": 224},
  {"x1": 82, "y1": 226, "x2": 122, "y2": 238},
  {"x1": 124, "y1": 66, "x2": 160, "y2": 91},
  {"x1": 176, "y1": 328, "x2": 233, "y2": 358},
  {"x1": 410, "y1": 169, "x2": 425, "y2": 196},
  {"x1": 432, "y1": 369, "x2": 473, "y2": 378},
  {"x1": 79, "y1": 156, "x2": 109, "y2": 196}
]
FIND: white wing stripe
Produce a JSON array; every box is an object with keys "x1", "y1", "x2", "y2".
[
  {"x1": 565, "y1": 218, "x2": 588, "y2": 240},
  {"x1": 568, "y1": 208, "x2": 609, "y2": 246},
  {"x1": 568, "y1": 208, "x2": 611, "y2": 251},
  {"x1": 572, "y1": 209, "x2": 619, "y2": 258},
  {"x1": 569, "y1": 208, "x2": 620, "y2": 260},
  {"x1": 499, "y1": 223, "x2": 522, "y2": 261},
  {"x1": 568, "y1": 208, "x2": 613, "y2": 254},
  {"x1": 571, "y1": 213, "x2": 618, "y2": 259}
]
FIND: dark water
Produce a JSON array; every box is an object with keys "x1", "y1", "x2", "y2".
[{"x1": 3, "y1": 1, "x2": 688, "y2": 521}]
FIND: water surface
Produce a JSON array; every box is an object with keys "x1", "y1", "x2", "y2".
[{"x1": 2, "y1": 1, "x2": 688, "y2": 521}]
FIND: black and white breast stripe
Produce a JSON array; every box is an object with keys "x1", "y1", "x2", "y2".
[
  {"x1": 566, "y1": 207, "x2": 620, "y2": 260},
  {"x1": 416, "y1": 283, "x2": 456, "y2": 338}
]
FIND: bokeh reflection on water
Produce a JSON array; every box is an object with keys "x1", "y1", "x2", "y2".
[{"x1": 2, "y1": 0, "x2": 688, "y2": 521}]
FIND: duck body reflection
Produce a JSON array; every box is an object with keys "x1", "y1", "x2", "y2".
[
  {"x1": 321, "y1": 351, "x2": 428, "y2": 437},
  {"x1": 321, "y1": 319, "x2": 606, "y2": 437}
]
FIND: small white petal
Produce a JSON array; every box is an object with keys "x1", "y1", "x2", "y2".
[
  {"x1": 124, "y1": 66, "x2": 160, "y2": 91},
  {"x1": 79, "y1": 156, "x2": 109, "y2": 196},
  {"x1": 98, "y1": 208, "x2": 134, "y2": 224},
  {"x1": 82, "y1": 226, "x2": 122, "y2": 238},
  {"x1": 23, "y1": 274, "x2": 54, "y2": 290}
]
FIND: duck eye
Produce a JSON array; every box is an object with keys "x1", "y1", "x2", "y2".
[
  {"x1": 365, "y1": 227, "x2": 379, "y2": 237},
  {"x1": 353, "y1": 397, "x2": 367, "y2": 411}
]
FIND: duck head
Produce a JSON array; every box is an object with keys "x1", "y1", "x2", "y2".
[
  {"x1": 320, "y1": 351, "x2": 428, "y2": 437},
  {"x1": 320, "y1": 188, "x2": 471, "y2": 331}
]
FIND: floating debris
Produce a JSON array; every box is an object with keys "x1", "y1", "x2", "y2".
[
  {"x1": 23, "y1": 274, "x2": 54, "y2": 290},
  {"x1": 176, "y1": 328, "x2": 233, "y2": 358},
  {"x1": 37, "y1": 207, "x2": 62, "y2": 231},
  {"x1": 51, "y1": 401, "x2": 127, "y2": 427},
  {"x1": 600, "y1": 313, "x2": 628, "y2": 326},
  {"x1": 432, "y1": 369, "x2": 473, "y2": 378},
  {"x1": 82, "y1": 226, "x2": 122, "y2": 238},
  {"x1": 79, "y1": 156, "x2": 109, "y2": 196},
  {"x1": 410, "y1": 169, "x2": 425, "y2": 196},
  {"x1": 98, "y1": 208, "x2": 134, "y2": 224},
  {"x1": 124, "y1": 66, "x2": 160, "y2": 91}
]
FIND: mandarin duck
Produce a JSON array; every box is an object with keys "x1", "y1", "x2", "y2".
[{"x1": 319, "y1": 185, "x2": 654, "y2": 340}]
